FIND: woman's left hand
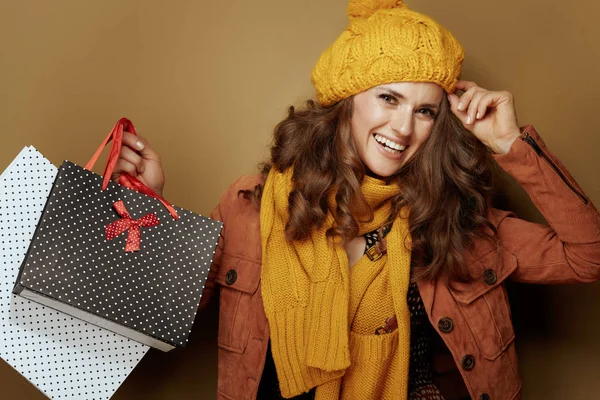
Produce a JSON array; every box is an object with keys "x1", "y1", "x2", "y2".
[{"x1": 448, "y1": 80, "x2": 521, "y2": 154}]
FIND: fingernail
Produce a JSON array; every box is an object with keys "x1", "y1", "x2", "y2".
[
  {"x1": 476, "y1": 112, "x2": 481, "y2": 119},
  {"x1": 466, "y1": 116, "x2": 472, "y2": 124},
  {"x1": 457, "y1": 103, "x2": 463, "y2": 111},
  {"x1": 136, "y1": 141, "x2": 145, "y2": 150}
]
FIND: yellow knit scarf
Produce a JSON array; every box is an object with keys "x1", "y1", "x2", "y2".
[{"x1": 260, "y1": 167, "x2": 412, "y2": 398}]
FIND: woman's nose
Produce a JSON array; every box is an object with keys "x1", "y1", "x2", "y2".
[{"x1": 390, "y1": 108, "x2": 414, "y2": 137}]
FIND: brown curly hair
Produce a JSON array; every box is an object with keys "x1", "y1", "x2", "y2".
[{"x1": 243, "y1": 94, "x2": 498, "y2": 283}]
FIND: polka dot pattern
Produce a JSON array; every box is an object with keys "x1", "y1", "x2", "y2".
[
  {"x1": 0, "y1": 146, "x2": 148, "y2": 400},
  {"x1": 17, "y1": 160, "x2": 222, "y2": 349}
]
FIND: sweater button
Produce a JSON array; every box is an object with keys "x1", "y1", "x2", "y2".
[
  {"x1": 225, "y1": 269, "x2": 237, "y2": 285},
  {"x1": 461, "y1": 354, "x2": 475, "y2": 371},
  {"x1": 483, "y1": 269, "x2": 497, "y2": 285},
  {"x1": 437, "y1": 317, "x2": 454, "y2": 333},
  {"x1": 480, "y1": 394, "x2": 490, "y2": 400}
]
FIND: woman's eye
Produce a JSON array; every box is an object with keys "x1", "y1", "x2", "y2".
[
  {"x1": 418, "y1": 108, "x2": 436, "y2": 118},
  {"x1": 378, "y1": 93, "x2": 396, "y2": 104}
]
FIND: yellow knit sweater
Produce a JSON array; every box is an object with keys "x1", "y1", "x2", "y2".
[{"x1": 260, "y1": 168, "x2": 412, "y2": 399}]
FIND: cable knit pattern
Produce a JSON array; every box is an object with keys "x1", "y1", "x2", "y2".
[
  {"x1": 311, "y1": 0, "x2": 464, "y2": 106},
  {"x1": 260, "y1": 167, "x2": 412, "y2": 398}
]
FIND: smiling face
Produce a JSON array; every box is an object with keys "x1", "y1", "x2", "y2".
[{"x1": 350, "y1": 82, "x2": 444, "y2": 178}]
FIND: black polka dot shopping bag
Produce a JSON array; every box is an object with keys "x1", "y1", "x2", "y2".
[{"x1": 13, "y1": 118, "x2": 223, "y2": 352}]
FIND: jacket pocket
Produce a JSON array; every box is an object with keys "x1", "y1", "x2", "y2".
[
  {"x1": 215, "y1": 253, "x2": 261, "y2": 354},
  {"x1": 449, "y1": 247, "x2": 518, "y2": 361}
]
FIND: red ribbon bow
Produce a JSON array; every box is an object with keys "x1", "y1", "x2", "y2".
[{"x1": 105, "y1": 200, "x2": 160, "y2": 252}]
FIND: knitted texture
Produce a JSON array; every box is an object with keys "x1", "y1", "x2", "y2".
[
  {"x1": 260, "y1": 167, "x2": 412, "y2": 398},
  {"x1": 311, "y1": 0, "x2": 464, "y2": 106}
]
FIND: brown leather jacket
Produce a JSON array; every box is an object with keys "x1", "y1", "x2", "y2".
[{"x1": 199, "y1": 125, "x2": 600, "y2": 400}]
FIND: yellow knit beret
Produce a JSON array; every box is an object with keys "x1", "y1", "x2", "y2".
[{"x1": 311, "y1": 0, "x2": 464, "y2": 106}]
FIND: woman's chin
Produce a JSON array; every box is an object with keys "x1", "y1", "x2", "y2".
[{"x1": 365, "y1": 164, "x2": 401, "y2": 179}]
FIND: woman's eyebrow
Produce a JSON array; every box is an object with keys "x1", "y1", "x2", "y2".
[{"x1": 379, "y1": 87, "x2": 440, "y2": 110}]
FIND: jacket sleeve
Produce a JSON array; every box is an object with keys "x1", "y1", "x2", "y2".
[
  {"x1": 198, "y1": 177, "x2": 242, "y2": 311},
  {"x1": 492, "y1": 125, "x2": 600, "y2": 284}
]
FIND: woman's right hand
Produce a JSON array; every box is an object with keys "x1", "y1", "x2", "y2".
[{"x1": 112, "y1": 131, "x2": 166, "y2": 197}]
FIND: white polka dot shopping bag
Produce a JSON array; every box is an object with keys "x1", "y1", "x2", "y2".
[{"x1": 13, "y1": 118, "x2": 223, "y2": 352}]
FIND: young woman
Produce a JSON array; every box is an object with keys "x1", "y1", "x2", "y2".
[{"x1": 113, "y1": 1, "x2": 600, "y2": 399}]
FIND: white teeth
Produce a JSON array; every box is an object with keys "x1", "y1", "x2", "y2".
[{"x1": 374, "y1": 134, "x2": 406, "y2": 152}]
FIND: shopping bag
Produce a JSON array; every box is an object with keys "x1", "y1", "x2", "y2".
[
  {"x1": 13, "y1": 119, "x2": 222, "y2": 351},
  {"x1": 0, "y1": 146, "x2": 148, "y2": 400}
]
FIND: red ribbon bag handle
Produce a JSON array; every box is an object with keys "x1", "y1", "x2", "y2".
[{"x1": 85, "y1": 118, "x2": 178, "y2": 220}]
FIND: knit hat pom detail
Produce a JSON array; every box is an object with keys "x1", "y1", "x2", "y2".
[{"x1": 348, "y1": 0, "x2": 406, "y2": 19}]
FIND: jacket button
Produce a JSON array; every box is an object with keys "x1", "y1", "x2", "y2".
[
  {"x1": 225, "y1": 269, "x2": 237, "y2": 285},
  {"x1": 483, "y1": 269, "x2": 497, "y2": 285},
  {"x1": 461, "y1": 354, "x2": 476, "y2": 371},
  {"x1": 437, "y1": 317, "x2": 454, "y2": 333},
  {"x1": 480, "y1": 394, "x2": 490, "y2": 400}
]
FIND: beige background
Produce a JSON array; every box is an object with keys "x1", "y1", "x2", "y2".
[{"x1": 1, "y1": 0, "x2": 598, "y2": 399}]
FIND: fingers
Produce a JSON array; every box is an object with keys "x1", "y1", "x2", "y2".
[
  {"x1": 475, "y1": 92, "x2": 499, "y2": 122},
  {"x1": 111, "y1": 130, "x2": 165, "y2": 188},
  {"x1": 452, "y1": 82, "x2": 497, "y2": 125},
  {"x1": 456, "y1": 85, "x2": 478, "y2": 113},
  {"x1": 112, "y1": 132, "x2": 154, "y2": 181},
  {"x1": 121, "y1": 131, "x2": 146, "y2": 152},
  {"x1": 455, "y1": 80, "x2": 478, "y2": 92},
  {"x1": 451, "y1": 83, "x2": 480, "y2": 125},
  {"x1": 119, "y1": 146, "x2": 145, "y2": 174},
  {"x1": 448, "y1": 93, "x2": 461, "y2": 114},
  {"x1": 121, "y1": 131, "x2": 161, "y2": 162},
  {"x1": 466, "y1": 91, "x2": 486, "y2": 124},
  {"x1": 111, "y1": 159, "x2": 139, "y2": 181}
]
